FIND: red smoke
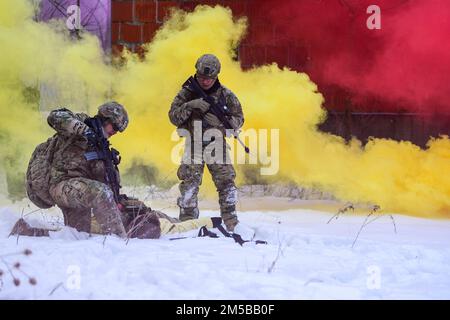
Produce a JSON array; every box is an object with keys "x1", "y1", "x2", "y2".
[{"x1": 248, "y1": 0, "x2": 450, "y2": 114}]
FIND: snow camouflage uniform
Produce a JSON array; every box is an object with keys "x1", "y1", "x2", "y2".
[
  {"x1": 169, "y1": 54, "x2": 244, "y2": 230},
  {"x1": 16, "y1": 102, "x2": 215, "y2": 239}
]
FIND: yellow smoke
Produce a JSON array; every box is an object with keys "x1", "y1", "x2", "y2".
[
  {"x1": 0, "y1": 2, "x2": 448, "y2": 217},
  {"x1": 0, "y1": 0, "x2": 114, "y2": 197}
]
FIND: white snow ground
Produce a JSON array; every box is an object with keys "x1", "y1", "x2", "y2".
[{"x1": 1, "y1": 197, "x2": 450, "y2": 300}]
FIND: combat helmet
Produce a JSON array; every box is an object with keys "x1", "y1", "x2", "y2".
[
  {"x1": 195, "y1": 54, "x2": 221, "y2": 78},
  {"x1": 97, "y1": 101, "x2": 129, "y2": 132}
]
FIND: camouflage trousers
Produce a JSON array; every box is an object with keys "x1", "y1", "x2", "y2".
[
  {"x1": 12, "y1": 190, "x2": 214, "y2": 239},
  {"x1": 177, "y1": 139, "x2": 239, "y2": 230},
  {"x1": 47, "y1": 177, "x2": 213, "y2": 239},
  {"x1": 11, "y1": 212, "x2": 215, "y2": 239},
  {"x1": 49, "y1": 177, "x2": 127, "y2": 237}
]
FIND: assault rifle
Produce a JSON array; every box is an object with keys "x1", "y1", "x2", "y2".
[
  {"x1": 84, "y1": 117, "x2": 121, "y2": 204},
  {"x1": 186, "y1": 76, "x2": 250, "y2": 154}
]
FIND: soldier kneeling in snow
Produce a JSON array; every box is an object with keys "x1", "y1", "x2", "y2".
[{"x1": 11, "y1": 102, "x2": 222, "y2": 239}]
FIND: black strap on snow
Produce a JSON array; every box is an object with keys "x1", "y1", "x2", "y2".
[
  {"x1": 169, "y1": 236, "x2": 188, "y2": 241},
  {"x1": 169, "y1": 226, "x2": 218, "y2": 241},
  {"x1": 170, "y1": 225, "x2": 267, "y2": 246},
  {"x1": 215, "y1": 224, "x2": 267, "y2": 246},
  {"x1": 198, "y1": 226, "x2": 219, "y2": 238},
  {"x1": 216, "y1": 224, "x2": 244, "y2": 245}
]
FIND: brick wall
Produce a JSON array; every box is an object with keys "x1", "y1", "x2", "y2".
[
  {"x1": 112, "y1": 0, "x2": 160, "y2": 54},
  {"x1": 319, "y1": 112, "x2": 450, "y2": 148},
  {"x1": 110, "y1": 0, "x2": 308, "y2": 69}
]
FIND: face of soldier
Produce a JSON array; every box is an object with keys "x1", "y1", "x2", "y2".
[
  {"x1": 197, "y1": 74, "x2": 217, "y2": 90},
  {"x1": 103, "y1": 122, "x2": 118, "y2": 138}
]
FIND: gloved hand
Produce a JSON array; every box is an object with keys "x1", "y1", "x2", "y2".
[
  {"x1": 186, "y1": 98, "x2": 210, "y2": 113},
  {"x1": 204, "y1": 112, "x2": 222, "y2": 127},
  {"x1": 228, "y1": 117, "x2": 241, "y2": 130},
  {"x1": 82, "y1": 128, "x2": 97, "y2": 146}
]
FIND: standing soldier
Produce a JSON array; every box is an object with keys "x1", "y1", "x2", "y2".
[{"x1": 169, "y1": 54, "x2": 245, "y2": 233}]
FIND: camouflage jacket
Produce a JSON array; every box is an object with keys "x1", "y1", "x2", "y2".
[
  {"x1": 47, "y1": 108, "x2": 116, "y2": 187},
  {"x1": 168, "y1": 77, "x2": 244, "y2": 135}
]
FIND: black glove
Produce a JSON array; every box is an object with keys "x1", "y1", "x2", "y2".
[{"x1": 83, "y1": 128, "x2": 97, "y2": 147}]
